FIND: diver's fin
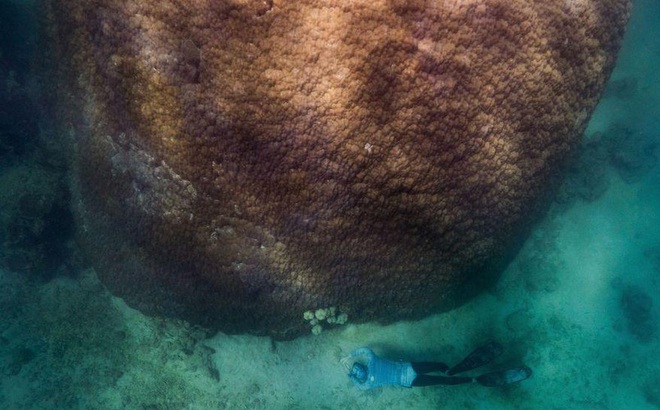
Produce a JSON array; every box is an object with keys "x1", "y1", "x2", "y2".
[
  {"x1": 475, "y1": 366, "x2": 532, "y2": 387},
  {"x1": 447, "y1": 341, "x2": 503, "y2": 375}
]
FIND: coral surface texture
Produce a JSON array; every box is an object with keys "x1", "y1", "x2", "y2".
[{"x1": 41, "y1": 0, "x2": 630, "y2": 338}]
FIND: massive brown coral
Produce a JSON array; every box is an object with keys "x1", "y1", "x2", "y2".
[{"x1": 41, "y1": 0, "x2": 630, "y2": 338}]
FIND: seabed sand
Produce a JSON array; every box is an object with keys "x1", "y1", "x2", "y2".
[{"x1": 2, "y1": 0, "x2": 660, "y2": 408}]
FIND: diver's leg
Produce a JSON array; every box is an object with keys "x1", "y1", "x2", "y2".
[
  {"x1": 411, "y1": 375, "x2": 473, "y2": 387},
  {"x1": 447, "y1": 341, "x2": 503, "y2": 376},
  {"x1": 411, "y1": 361, "x2": 449, "y2": 374},
  {"x1": 475, "y1": 366, "x2": 532, "y2": 387}
]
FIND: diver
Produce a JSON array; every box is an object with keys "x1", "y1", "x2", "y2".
[{"x1": 341, "y1": 341, "x2": 531, "y2": 390}]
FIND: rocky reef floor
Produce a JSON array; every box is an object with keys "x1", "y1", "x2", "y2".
[{"x1": 1, "y1": 0, "x2": 660, "y2": 408}]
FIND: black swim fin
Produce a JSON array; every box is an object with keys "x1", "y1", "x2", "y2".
[
  {"x1": 475, "y1": 366, "x2": 532, "y2": 387},
  {"x1": 447, "y1": 341, "x2": 503, "y2": 376}
]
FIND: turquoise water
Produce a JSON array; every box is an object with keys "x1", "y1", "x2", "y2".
[{"x1": 1, "y1": 0, "x2": 659, "y2": 408}]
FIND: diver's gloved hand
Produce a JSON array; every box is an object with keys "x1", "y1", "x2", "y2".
[{"x1": 340, "y1": 356, "x2": 352, "y2": 371}]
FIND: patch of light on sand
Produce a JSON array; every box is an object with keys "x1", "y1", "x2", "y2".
[{"x1": 549, "y1": 178, "x2": 642, "y2": 331}]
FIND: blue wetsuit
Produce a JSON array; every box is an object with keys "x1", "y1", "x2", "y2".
[{"x1": 349, "y1": 347, "x2": 417, "y2": 390}]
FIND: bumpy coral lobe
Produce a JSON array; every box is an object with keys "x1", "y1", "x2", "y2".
[{"x1": 42, "y1": 0, "x2": 630, "y2": 338}]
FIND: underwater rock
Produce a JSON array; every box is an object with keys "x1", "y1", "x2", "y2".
[
  {"x1": 41, "y1": 0, "x2": 630, "y2": 338},
  {"x1": 0, "y1": 164, "x2": 78, "y2": 279},
  {"x1": 603, "y1": 76, "x2": 638, "y2": 100},
  {"x1": 619, "y1": 284, "x2": 656, "y2": 343},
  {"x1": 557, "y1": 120, "x2": 658, "y2": 206},
  {"x1": 643, "y1": 377, "x2": 660, "y2": 408},
  {"x1": 603, "y1": 124, "x2": 658, "y2": 184},
  {"x1": 556, "y1": 134, "x2": 611, "y2": 206}
]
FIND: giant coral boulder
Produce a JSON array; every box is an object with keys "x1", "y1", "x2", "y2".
[{"x1": 42, "y1": 0, "x2": 630, "y2": 338}]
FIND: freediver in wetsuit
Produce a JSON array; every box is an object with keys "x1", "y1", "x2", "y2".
[{"x1": 342, "y1": 341, "x2": 531, "y2": 390}]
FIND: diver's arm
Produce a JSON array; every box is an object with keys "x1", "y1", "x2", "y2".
[{"x1": 350, "y1": 347, "x2": 375, "y2": 359}]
